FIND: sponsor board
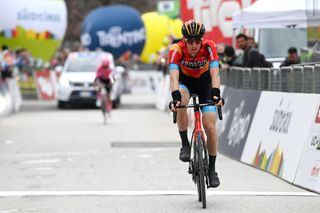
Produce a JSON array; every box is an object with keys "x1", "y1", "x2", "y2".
[
  {"x1": 0, "y1": 80, "x2": 11, "y2": 117},
  {"x1": 129, "y1": 71, "x2": 163, "y2": 94},
  {"x1": 294, "y1": 100, "x2": 320, "y2": 193},
  {"x1": 180, "y1": 0, "x2": 255, "y2": 44},
  {"x1": 241, "y1": 92, "x2": 319, "y2": 182},
  {"x1": 34, "y1": 70, "x2": 56, "y2": 100},
  {"x1": 156, "y1": 74, "x2": 171, "y2": 111},
  {"x1": 217, "y1": 87, "x2": 261, "y2": 160}
]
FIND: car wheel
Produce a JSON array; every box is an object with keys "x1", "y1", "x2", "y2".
[
  {"x1": 58, "y1": 100, "x2": 67, "y2": 109},
  {"x1": 112, "y1": 97, "x2": 121, "y2": 109}
]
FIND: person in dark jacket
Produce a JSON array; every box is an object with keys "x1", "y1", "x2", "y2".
[
  {"x1": 222, "y1": 45, "x2": 242, "y2": 68},
  {"x1": 280, "y1": 47, "x2": 301, "y2": 67},
  {"x1": 236, "y1": 33, "x2": 267, "y2": 68}
]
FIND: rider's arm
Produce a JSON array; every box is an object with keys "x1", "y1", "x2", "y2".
[
  {"x1": 169, "y1": 64, "x2": 179, "y2": 92},
  {"x1": 168, "y1": 43, "x2": 182, "y2": 92},
  {"x1": 168, "y1": 44, "x2": 182, "y2": 107},
  {"x1": 209, "y1": 61, "x2": 220, "y2": 89},
  {"x1": 206, "y1": 41, "x2": 222, "y2": 101}
]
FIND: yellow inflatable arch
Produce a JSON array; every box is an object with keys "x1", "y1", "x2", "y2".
[{"x1": 140, "y1": 12, "x2": 182, "y2": 63}]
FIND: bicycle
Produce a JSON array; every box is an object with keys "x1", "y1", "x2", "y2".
[
  {"x1": 95, "y1": 79, "x2": 113, "y2": 124},
  {"x1": 172, "y1": 94, "x2": 222, "y2": 209}
]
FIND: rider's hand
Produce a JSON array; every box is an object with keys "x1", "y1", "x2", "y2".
[
  {"x1": 169, "y1": 90, "x2": 182, "y2": 112},
  {"x1": 211, "y1": 87, "x2": 225, "y2": 107}
]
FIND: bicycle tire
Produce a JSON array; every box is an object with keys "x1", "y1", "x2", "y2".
[
  {"x1": 101, "y1": 95, "x2": 107, "y2": 124},
  {"x1": 196, "y1": 132, "x2": 206, "y2": 208},
  {"x1": 195, "y1": 146, "x2": 201, "y2": 202}
]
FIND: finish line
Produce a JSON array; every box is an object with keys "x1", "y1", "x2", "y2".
[{"x1": 0, "y1": 190, "x2": 318, "y2": 197}]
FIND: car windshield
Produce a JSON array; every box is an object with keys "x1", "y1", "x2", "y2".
[{"x1": 66, "y1": 58, "x2": 100, "y2": 72}]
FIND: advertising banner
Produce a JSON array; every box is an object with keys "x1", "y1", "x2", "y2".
[
  {"x1": 81, "y1": 5, "x2": 145, "y2": 58},
  {"x1": 34, "y1": 70, "x2": 56, "y2": 100},
  {"x1": 217, "y1": 87, "x2": 261, "y2": 160},
  {"x1": 294, "y1": 101, "x2": 320, "y2": 193},
  {"x1": 157, "y1": 0, "x2": 180, "y2": 18},
  {"x1": 0, "y1": 0, "x2": 67, "y2": 60},
  {"x1": 0, "y1": 80, "x2": 10, "y2": 117},
  {"x1": 241, "y1": 92, "x2": 319, "y2": 182},
  {"x1": 129, "y1": 71, "x2": 163, "y2": 94},
  {"x1": 180, "y1": 0, "x2": 255, "y2": 44},
  {"x1": 156, "y1": 74, "x2": 171, "y2": 111}
]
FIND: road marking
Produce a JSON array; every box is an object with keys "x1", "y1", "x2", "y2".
[
  {"x1": 27, "y1": 167, "x2": 54, "y2": 171},
  {"x1": 22, "y1": 159, "x2": 61, "y2": 164},
  {"x1": 0, "y1": 151, "x2": 100, "y2": 159},
  {"x1": 0, "y1": 191, "x2": 318, "y2": 197},
  {"x1": 139, "y1": 154, "x2": 153, "y2": 158},
  {"x1": 5, "y1": 140, "x2": 13, "y2": 145}
]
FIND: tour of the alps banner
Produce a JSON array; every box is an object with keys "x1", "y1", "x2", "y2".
[
  {"x1": 0, "y1": 0, "x2": 67, "y2": 60},
  {"x1": 294, "y1": 98, "x2": 320, "y2": 193},
  {"x1": 217, "y1": 87, "x2": 261, "y2": 161},
  {"x1": 241, "y1": 91, "x2": 319, "y2": 183}
]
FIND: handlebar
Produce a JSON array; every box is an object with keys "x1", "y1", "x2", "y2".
[{"x1": 172, "y1": 102, "x2": 223, "y2": 124}]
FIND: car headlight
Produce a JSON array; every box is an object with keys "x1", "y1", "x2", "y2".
[{"x1": 59, "y1": 77, "x2": 70, "y2": 87}]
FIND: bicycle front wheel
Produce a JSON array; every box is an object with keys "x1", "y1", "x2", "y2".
[
  {"x1": 196, "y1": 132, "x2": 206, "y2": 208},
  {"x1": 101, "y1": 96, "x2": 107, "y2": 124}
]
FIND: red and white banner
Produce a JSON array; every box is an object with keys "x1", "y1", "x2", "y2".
[
  {"x1": 294, "y1": 101, "x2": 320, "y2": 193},
  {"x1": 180, "y1": 0, "x2": 256, "y2": 45},
  {"x1": 240, "y1": 91, "x2": 319, "y2": 182},
  {"x1": 34, "y1": 69, "x2": 57, "y2": 100}
]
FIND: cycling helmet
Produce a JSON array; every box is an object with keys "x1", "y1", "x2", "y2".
[
  {"x1": 102, "y1": 58, "x2": 110, "y2": 67},
  {"x1": 181, "y1": 20, "x2": 205, "y2": 39}
]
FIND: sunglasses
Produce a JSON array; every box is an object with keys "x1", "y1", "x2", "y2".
[{"x1": 185, "y1": 38, "x2": 202, "y2": 45}]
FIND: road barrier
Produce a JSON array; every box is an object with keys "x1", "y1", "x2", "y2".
[
  {"x1": 0, "y1": 78, "x2": 22, "y2": 117},
  {"x1": 221, "y1": 64, "x2": 320, "y2": 93},
  {"x1": 217, "y1": 89, "x2": 320, "y2": 194}
]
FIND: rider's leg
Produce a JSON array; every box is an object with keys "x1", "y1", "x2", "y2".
[
  {"x1": 202, "y1": 111, "x2": 218, "y2": 155},
  {"x1": 106, "y1": 86, "x2": 112, "y2": 111},
  {"x1": 202, "y1": 109, "x2": 220, "y2": 188},
  {"x1": 177, "y1": 86, "x2": 190, "y2": 162}
]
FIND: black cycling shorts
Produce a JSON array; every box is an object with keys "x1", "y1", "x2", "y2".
[
  {"x1": 98, "y1": 77, "x2": 112, "y2": 94},
  {"x1": 179, "y1": 71, "x2": 217, "y2": 113}
]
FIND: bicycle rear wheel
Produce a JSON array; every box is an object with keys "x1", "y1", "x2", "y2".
[
  {"x1": 101, "y1": 95, "x2": 107, "y2": 124},
  {"x1": 195, "y1": 132, "x2": 206, "y2": 208}
]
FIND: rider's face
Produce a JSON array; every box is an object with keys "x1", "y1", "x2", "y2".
[{"x1": 185, "y1": 38, "x2": 202, "y2": 56}]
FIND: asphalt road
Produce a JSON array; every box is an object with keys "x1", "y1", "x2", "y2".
[{"x1": 0, "y1": 94, "x2": 319, "y2": 213}]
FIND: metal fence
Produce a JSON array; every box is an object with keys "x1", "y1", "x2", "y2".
[{"x1": 220, "y1": 64, "x2": 320, "y2": 93}]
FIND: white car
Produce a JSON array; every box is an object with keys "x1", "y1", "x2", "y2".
[{"x1": 57, "y1": 51, "x2": 123, "y2": 108}]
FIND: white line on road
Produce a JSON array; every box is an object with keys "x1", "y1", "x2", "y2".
[
  {"x1": 0, "y1": 191, "x2": 318, "y2": 197},
  {"x1": 0, "y1": 151, "x2": 100, "y2": 159},
  {"x1": 22, "y1": 159, "x2": 61, "y2": 164}
]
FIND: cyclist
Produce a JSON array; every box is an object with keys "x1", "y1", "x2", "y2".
[
  {"x1": 168, "y1": 20, "x2": 224, "y2": 188},
  {"x1": 95, "y1": 58, "x2": 113, "y2": 107}
]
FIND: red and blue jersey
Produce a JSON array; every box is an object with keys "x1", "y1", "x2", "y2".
[{"x1": 168, "y1": 39, "x2": 220, "y2": 79}]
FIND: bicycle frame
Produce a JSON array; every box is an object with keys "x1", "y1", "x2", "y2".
[{"x1": 191, "y1": 95, "x2": 206, "y2": 146}]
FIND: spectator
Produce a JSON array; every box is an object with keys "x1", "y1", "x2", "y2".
[
  {"x1": 216, "y1": 43, "x2": 225, "y2": 63},
  {"x1": 236, "y1": 33, "x2": 272, "y2": 68},
  {"x1": 280, "y1": 47, "x2": 301, "y2": 67},
  {"x1": 247, "y1": 36, "x2": 258, "y2": 48},
  {"x1": 1, "y1": 50, "x2": 14, "y2": 79},
  {"x1": 222, "y1": 45, "x2": 242, "y2": 68}
]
